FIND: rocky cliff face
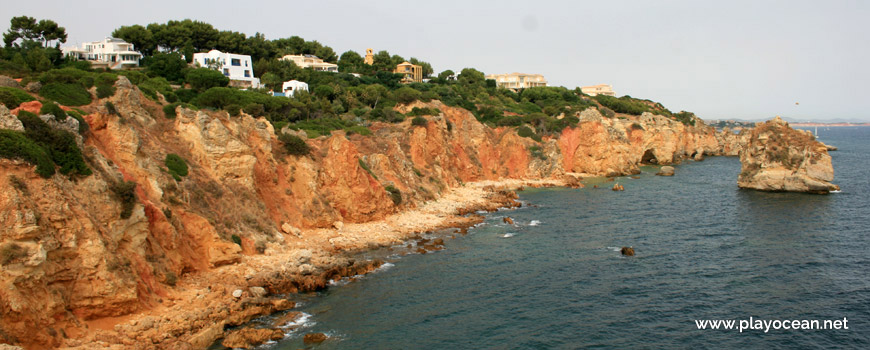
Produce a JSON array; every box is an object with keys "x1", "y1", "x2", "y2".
[
  {"x1": 737, "y1": 117, "x2": 839, "y2": 194},
  {"x1": 0, "y1": 78, "x2": 803, "y2": 348}
]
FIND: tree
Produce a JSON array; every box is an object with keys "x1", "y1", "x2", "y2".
[
  {"x1": 409, "y1": 58, "x2": 433, "y2": 78},
  {"x1": 112, "y1": 25, "x2": 156, "y2": 55},
  {"x1": 144, "y1": 52, "x2": 188, "y2": 83},
  {"x1": 459, "y1": 68, "x2": 485, "y2": 86},
  {"x1": 3, "y1": 16, "x2": 67, "y2": 48},
  {"x1": 338, "y1": 50, "x2": 364, "y2": 73},
  {"x1": 185, "y1": 68, "x2": 229, "y2": 91},
  {"x1": 372, "y1": 50, "x2": 392, "y2": 71},
  {"x1": 438, "y1": 70, "x2": 455, "y2": 81}
]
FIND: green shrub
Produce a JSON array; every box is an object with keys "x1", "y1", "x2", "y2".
[
  {"x1": 243, "y1": 103, "x2": 265, "y2": 117},
  {"x1": 163, "y1": 103, "x2": 179, "y2": 118},
  {"x1": 17, "y1": 111, "x2": 91, "y2": 177},
  {"x1": 394, "y1": 86, "x2": 422, "y2": 104},
  {"x1": 630, "y1": 123, "x2": 644, "y2": 131},
  {"x1": 345, "y1": 125, "x2": 372, "y2": 136},
  {"x1": 175, "y1": 88, "x2": 198, "y2": 103},
  {"x1": 39, "y1": 83, "x2": 92, "y2": 106},
  {"x1": 105, "y1": 101, "x2": 118, "y2": 116},
  {"x1": 278, "y1": 133, "x2": 310, "y2": 156},
  {"x1": 517, "y1": 125, "x2": 542, "y2": 142},
  {"x1": 385, "y1": 185, "x2": 402, "y2": 205},
  {"x1": 0, "y1": 129, "x2": 55, "y2": 178},
  {"x1": 165, "y1": 154, "x2": 189, "y2": 180},
  {"x1": 358, "y1": 159, "x2": 377, "y2": 179},
  {"x1": 110, "y1": 180, "x2": 137, "y2": 219},
  {"x1": 0, "y1": 87, "x2": 36, "y2": 109},
  {"x1": 96, "y1": 84, "x2": 115, "y2": 99},
  {"x1": 231, "y1": 234, "x2": 242, "y2": 246},
  {"x1": 225, "y1": 104, "x2": 242, "y2": 117},
  {"x1": 411, "y1": 116, "x2": 427, "y2": 127},
  {"x1": 66, "y1": 111, "x2": 89, "y2": 135},
  {"x1": 598, "y1": 106, "x2": 615, "y2": 118},
  {"x1": 39, "y1": 101, "x2": 66, "y2": 120},
  {"x1": 185, "y1": 68, "x2": 229, "y2": 91},
  {"x1": 38, "y1": 67, "x2": 91, "y2": 85},
  {"x1": 407, "y1": 107, "x2": 439, "y2": 116}
]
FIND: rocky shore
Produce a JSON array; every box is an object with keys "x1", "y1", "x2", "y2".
[{"x1": 0, "y1": 77, "x2": 834, "y2": 349}]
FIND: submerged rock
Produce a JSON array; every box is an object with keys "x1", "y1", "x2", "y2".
[
  {"x1": 304, "y1": 332, "x2": 328, "y2": 344},
  {"x1": 612, "y1": 183, "x2": 624, "y2": 191},
  {"x1": 621, "y1": 247, "x2": 635, "y2": 256},
  {"x1": 503, "y1": 217, "x2": 514, "y2": 224},
  {"x1": 222, "y1": 327, "x2": 284, "y2": 349},
  {"x1": 737, "y1": 117, "x2": 839, "y2": 194}
]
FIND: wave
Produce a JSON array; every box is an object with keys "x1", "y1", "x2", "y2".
[
  {"x1": 278, "y1": 312, "x2": 314, "y2": 331},
  {"x1": 606, "y1": 246, "x2": 621, "y2": 252},
  {"x1": 831, "y1": 190, "x2": 842, "y2": 193},
  {"x1": 529, "y1": 220, "x2": 541, "y2": 226},
  {"x1": 502, "y1": 233, "x2": 515, "y2": 238}
]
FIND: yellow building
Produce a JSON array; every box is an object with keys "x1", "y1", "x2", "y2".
[
  {"x1": 581, "y1": 84, "x2": 615, "y2": 96},
  {"x1": 364, "y1": 48, "x2": 374, "y2": 65},
  {"x1": 281, "y1": 54, "x2": 338, "y2": 72},
  {"x1": 485, "y1": 72, "x2": 547, "y2": 90},
  {"x1": 394, "y1": 61, "x2": 423, "y2": 83}
]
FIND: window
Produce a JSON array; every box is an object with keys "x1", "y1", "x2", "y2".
[
  {"x1": 244, "y1": 70, "x2": 251, "y2": 77},
  {"x1": 231, "y1": 58, "x2": 241, "y2": 66},
  {"x1": 245, "y1": 60, "x2": 248, "y2": 67},
  {"x1": 223, "y1": 69, "x2": 230, "y2": 76}
]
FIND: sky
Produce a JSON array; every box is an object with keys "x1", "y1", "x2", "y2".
[{"x1": 3, "y1": 0, "x2": 869, "y2": 121}]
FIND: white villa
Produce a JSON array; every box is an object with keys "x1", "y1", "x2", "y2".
[
  {"x1": 192, "y1": 50, "x2": 261, "y2": 88},
  {"x1": 62, "y1": 37, "x2": 142, "y2": 70},
  {"x1": 280, "y1": 80, "x2": 308, "y2": 97},
  {"x1": 581, "y1": 84, "x2": 616, "y2": 97},
  {"x1": 281, "y1": 54, "x2": 338, "y2": 72}
]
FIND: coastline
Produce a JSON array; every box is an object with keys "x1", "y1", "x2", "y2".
[{"x1": 65, "y1": 177, "x2": 566, "y2": 349}]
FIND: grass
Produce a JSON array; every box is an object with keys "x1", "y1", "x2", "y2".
[
  {"x1": 359, "y1": 159, "x2": 378, "y2": 179},
  {"x1": 384, "y1": 185, "x2": 402, "y2": 205},
  {"x1": 39, "y1": 83, "x2": 92, "y2": 106}
]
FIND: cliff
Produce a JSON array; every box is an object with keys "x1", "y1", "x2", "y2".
[
  {"x1": 0, "y1": 78, "x2": 795, "y2": 348},
  {"x1": 737, "y1": 117, "x2": 839, "y2": 194}
]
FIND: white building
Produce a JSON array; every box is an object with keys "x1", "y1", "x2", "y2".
[
  {"x1": 192, "y1": 50, "x2": 260, "y2": 88},
  {"x1": 281, "y1": 54, "x2": 338, "y2": 72},
  {"x1": 581, "y1": 84, "x2": 615, "y2": 97},
  {"x1": 62, "y1": 37, "x2": 142, "y2": 70},
  {"x1": 281, "y1": 80, "x2": 308, "y2": 97}
]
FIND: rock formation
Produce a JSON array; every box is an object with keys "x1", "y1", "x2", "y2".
[
  {"x1": 0, "y1": 78, "x2": 831, "y2": 348},
  {"x1": 656, "y1": 166, "x2": 675, "y2": 176},
  {"x1": 737, "y1": 117, "x2": 839, "y2": 194}
]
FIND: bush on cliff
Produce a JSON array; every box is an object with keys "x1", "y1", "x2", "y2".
[
  {"x1": 96, "y1": 84, "x2": 115, "y2": 99},
  {"x1": 164, "y1": 154, "x2": 189, "y2": 180},
  {"x1": 385, "y1": 185, "x2": 402, "y2": 206},
  {"x1": 0, "y1": 129, "x2": 56, "y2": 178},
  {"x1": 39, "y1": 101, "x2": 66, "y2": 120},
  {"x1": 17, "y1": 111, "x2": 91, "y2": 177},
  {"x1": 517, "y1": 125, "x2": 542, "y2": 142},
  {"x1": 39, "y1": 83, "x2": 91, "y2": 106},
  {"x1": 185, "y1": 68, "x2": 229, "y2": 92},
  {"x1": 411, "y1": 116, "x2": 427, "y2": 127},
  {"x1": 110, "y1": 180, "x2": 137, "y2": 219},
  {"x1": 0, "y1": 87, "x2": 35, "y2": 108},
  {"x1": 279, "y1": 133, "x2": 310, "y2": 156}
]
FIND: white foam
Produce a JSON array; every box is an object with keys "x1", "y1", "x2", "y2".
[
  {"x1": 375, "y1": 262, "x2": 395, "y2": 272},
  {"x1": 502, "y1": 233, "x2": 515, "y2": 238},
  {"x1": 529, "y1": 220, "x2": 541, "y2": 226},
  {"x1": 278, "y1": 312, "x2": 314, "y2": 331},
  {"x1": 831, "y1": 190, "x2": 842, "y2": 193},
  {"x1": 606, "y1": 246, "x2": 621, "y2": 252}
]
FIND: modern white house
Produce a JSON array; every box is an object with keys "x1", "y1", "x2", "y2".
[
  {"x1": 281, "y1": 54, "x2": 338, "y2": 72},
  {"x1": 192, "y1": 50, "x2": 261, "y2": 88},
  {"x1": 281, "y1": 80, "x2": 308, "y2": 97},
  {"x1": 581, "y1": 84, "x2": 616, "y2": 96},
  {"x1": 62, "y1": 37, "x2": 142, "y2": 70}
]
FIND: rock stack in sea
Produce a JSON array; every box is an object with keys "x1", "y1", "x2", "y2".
[{"x1": 737, "y1": 117, "x2": 839, "y2": 194}]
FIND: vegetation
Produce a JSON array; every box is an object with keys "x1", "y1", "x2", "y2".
[
  {"x1": 164, "y1": 153, "x2": 189, "y2": 180},
  {"x1": 0, "y1": 129, "x2": 55, "y2": 178},
  {"x1": 110, "y1": 180, "x2": 137, "y2": 219},
  {"x1": 278, "y1": 133, "x2": 310, "y2": 156},
  {"x1": 0, "y1": 243, "x2": 27, "y2": 265},
  {"x1": 39, "y1": 101, "x2": 66, "y2": 119},
  {"x1": 38, "y1": 83, "x2": 91, "y2": 106},
  {"x1": 384, "y1": 185, "x2": 402, "y2": 205},
  {"x1": 411, "y1": 116, "x2": 427, "y2": 127},
  {"x1": 0, "y1": 86, "x2": 35, "y2": 108},
  {"x1": 17, "y1": 111, "x2": 91, "y2": 176},
  {"x1": 358, "y1": 158, "x2": 377, "y2": 179}
]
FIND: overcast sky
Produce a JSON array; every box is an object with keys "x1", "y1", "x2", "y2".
[{"x1": 4, "y1": 0, "x2": 869, "y2": 121}]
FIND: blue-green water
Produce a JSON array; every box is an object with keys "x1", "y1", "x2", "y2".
[{"x1": 268, "y1": 127, "x2": 869, "y2": 349}]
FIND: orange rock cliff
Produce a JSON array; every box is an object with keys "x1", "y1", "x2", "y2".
[{"x1": 0, "y1": 77, "x2": 824, "y2": 349}]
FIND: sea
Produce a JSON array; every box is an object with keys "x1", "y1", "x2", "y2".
[{"x1": 250, "y1": 127, "x2": 869, "y2": 349}]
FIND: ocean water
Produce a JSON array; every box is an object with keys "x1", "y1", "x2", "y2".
[{"x1": 265, "y1": 127, "x2": 869, "y2": 349}]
